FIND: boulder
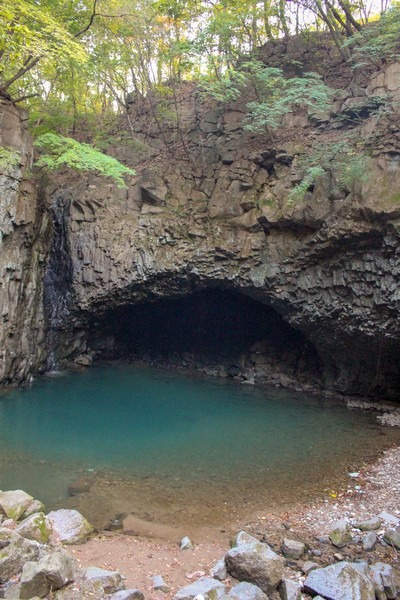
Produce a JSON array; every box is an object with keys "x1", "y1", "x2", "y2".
[
  {"x1": 84, "y1": 566, "x2": 125, "y2": 594},
  {"x1": 47, "y1": 509, "x2": 94, "y2": 544},
  {"x1": 0, "y1": 527, "x2": 40, "y2": 580},
  {"x1": 19, "y1": 551, "x2": 76, "y2": 599},
  {"x1": 110, "y1": 591, "x2": 145, "y2": 600},
  {"x1": 152, "y1": 574, "x2": 170, "y2": 593},
  {"x1": 302, "y1": 561, "x2": 319, "y2": 575},
  {"x1": 279, "y1": 578, "x2": 303, "y2": 600},
  {"x1": 383, "y1": 529, "x2": 400, "y2": 549},
  {"x1": 282, "y1": 538, "x2": 305, "y2": 560},
  {"x1": 225, "y1": 541, "x2": 284, "y2": 594},
  {"x1": 329, "y1": 520, "x2": 352, "y2": 548},
  {"x1": 353, "y1": 517, "x2": 381, "y2": 531},
  {"x1": 304, "y1": 561, "x2": 375, "y2": 600},
  {"x1": 210, "y1": 558, "x2": 227, "y2": 580},
  {"x1": 16, "y1": 512, "x2": 53, "y2": 543},
  {"x1": 174, "y1": 576, "x2": 227, "y2": 600},
  {"x1": 231, "y1": 531, "x2": 259, "y2": 547},
  {"x1": 368, "y1": 562, "x2": 397, "y2": 600},
  {"x1": 0, "y1": 490, "x2": 34, "y2": 521},
  {"x1": 227, "y1": 581, "x2": 268, "y2": 600}
]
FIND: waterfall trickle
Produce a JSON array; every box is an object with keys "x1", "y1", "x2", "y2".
[{"x1": 43, "y1": 191, "x2": 74, "y2": 371}]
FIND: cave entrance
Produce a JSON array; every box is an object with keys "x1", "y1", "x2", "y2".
[{"x1": 87, "y1": 289, "x2": 322, "y2": 388}]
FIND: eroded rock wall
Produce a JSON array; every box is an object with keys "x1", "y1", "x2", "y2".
[
  {"x1": 45, "y1": 56, "x2": 400, "y2": 401},
  {"x1": 0, "y1": 102, "x2": 48, "y2": 384}
]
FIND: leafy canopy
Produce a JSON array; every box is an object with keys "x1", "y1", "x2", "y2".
[{"x1": 34, "y1": 133, "x2": 135, "y2": 188}]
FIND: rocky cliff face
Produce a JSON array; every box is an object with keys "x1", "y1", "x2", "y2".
[
  {"x1": 3, "y1": 44, "x2": 400, "y2": 401},
  {"x1": 0, "y1": 102, "x2": 48, "y2": 384}
]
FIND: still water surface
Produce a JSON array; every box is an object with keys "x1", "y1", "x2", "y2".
[{"x1": 0, "y1": 365, "x2": 398, "y2": 531}]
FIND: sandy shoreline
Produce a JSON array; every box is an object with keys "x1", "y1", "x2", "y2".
[{"x1": 67, "y1": 443, "x2": 400, "y2": 597}]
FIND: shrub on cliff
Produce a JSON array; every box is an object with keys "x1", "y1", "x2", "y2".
[{"x1": 34, "y1": 133, "x2": 135, "y2": 188}]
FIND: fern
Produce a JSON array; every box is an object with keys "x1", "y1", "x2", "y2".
[{"x1": 34, "y1": 133, "x2": 135, "y2": 188}]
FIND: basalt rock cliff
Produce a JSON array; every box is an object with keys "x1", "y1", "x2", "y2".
[{"x1": 2, "y1": 37, "x2": 400, "y2": 400}]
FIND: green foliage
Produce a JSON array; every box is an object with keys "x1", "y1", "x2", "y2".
[
  {"x1": 34, "y1": 133, "x2": 135, "y2": 188},
  {"x1": 0, "y1": 146, "x2": 21, "y2": 173},
  {"x1": 243, "y1": 62, "x2": 334, "y2": 133},
  {"x1": 289, "y1": 139, "x2": 371, "y2": 203},
  {"x1": 345, "y1": 3, "x2": 400, "y2": 67}
]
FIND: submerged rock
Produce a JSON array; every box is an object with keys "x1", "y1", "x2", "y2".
[
  {"x1": 174, "y1": 576, "x2": 226, "y2": 600},
  {"x1": 225, "y1": 541, "x2": 284, "y2": 594},
  {"x1": 304, "y1": 561, "x2": 375, "y2": 600},
  {"x1": 47, "y1": 509, "x2": 94, "y2": 544}
]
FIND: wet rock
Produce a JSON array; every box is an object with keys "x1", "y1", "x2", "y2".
[
  {"x1": 279, "y1": 578, "x2": 302, "y2": 600},
  {"x1": 383, "y1": 529, "x2": 400, "y2": 549},
  {"x1": 225, "y1": 541, "x2": 284, "y2": 594},
  {"x1": 16, "y1": 512, "x2": 53, "y2": 544},
  {"x1": 67, "y1": 477, "x2": 93, "y2": 496},
  {"x1": 227, "y1": 581, "x2": 268, "y2": 600},
  {"x1": 210, "y1": 558, "x2": 227, "y2": 580},
  {"x1": 47, "y1": 509, "x2": 94, "y2": 544},
  {"x1": 110, "y1": 591, "x2": 145, "y2": 600},
  {"x1": 369, "y1": 562, "x2": 397, "y2": 600},
  {"x1": 174, "y1": 576, "x2": 227, "y2": 600},
  {"x1": 19, "y1": 551, "x2": 76, "y2": 599},
  {"x1": 231, "y1": 531, "x2": 259, "y2": 547},
  {"x1": 282, "y1": 538, "x2": 305, "y2": 559},
  {"x1": 362, "y1": 532, "x2": 377, "y2": 551},
  {"x1": 0, "y1": 490, "x2": 34, "y2": 521},
  {"x1": 0, "y1": 527, "x2": 40, "y2": 580},
  {"x1": 84, "y1": 566, "x2": 125, "y2": 594},
  {"x1": 304, "y1": 561, "x2": 375, "y2": 600},
  {"x1": 329, "y1": 520, "x2": 352, "y2": 548},
  {"x1": 354, "y1": 517, "x2": 381, "y2": 531},
  {"x1": 152, "y1": 575, "x2": 170, "y2": 593},
  {"x1": 179, "y1": 536, "x2": 193, "y2": 550}
]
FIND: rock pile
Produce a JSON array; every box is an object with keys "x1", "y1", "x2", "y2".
[{"x1": 1, "y1": 489, "x2": 400, "y2": 599}]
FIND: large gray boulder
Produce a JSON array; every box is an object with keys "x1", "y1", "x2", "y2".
[
  {"x1": 0, "y1": 490, "x2": 34, "y2": 521},
  {"x1": 84, "y1": 566, "x2": 125, "y2": 594},
  {"x1": 16, "y1": 512, "x2": 53, "y2": 544},
  {"x1": 19, "y1": 551, "x2": 76, "y2": 599},
  {"x1": 0, "y1": 527, "x2": 40, "y2": 580},
  {"x1": 304, "y1": 561, "x2": 375, "y2": 600},
  {"x1": 47, "y1": 509, "x2": 94, "y2": 544},
  {"x1": 174, "y1": 576, "x2": 227, "y2": 600},
  {"x1": 225, "y1": 541, "x2": 284, "y2": 594},
  {"x1": 227, "y1": 581, "x2": 268, "y2": 600}
]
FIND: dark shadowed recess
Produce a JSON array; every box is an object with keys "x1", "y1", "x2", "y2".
[{"x1": 86, "y1": 289, "x2": 322, "y2": 380}]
